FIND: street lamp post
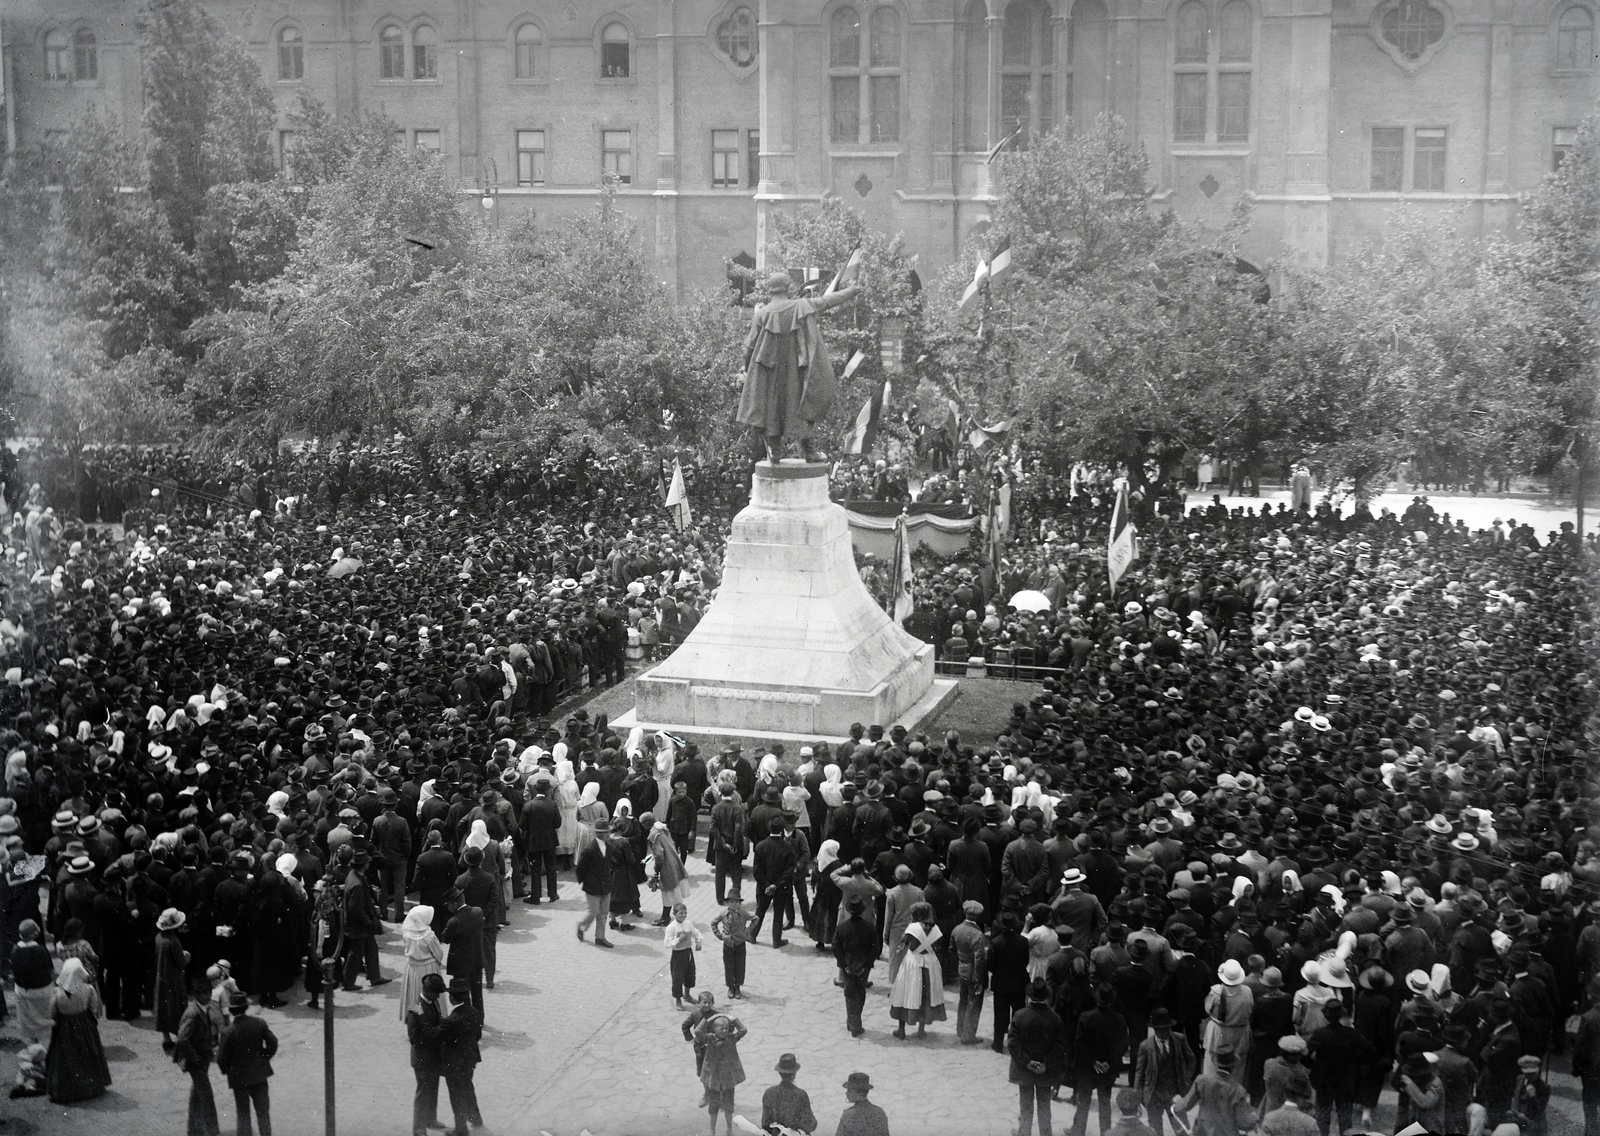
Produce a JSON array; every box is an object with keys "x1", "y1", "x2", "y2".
[{"x1": 479, "y1": 158, "x2": 500, "y2": 230}]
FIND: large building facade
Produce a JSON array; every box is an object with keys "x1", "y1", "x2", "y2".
[{"x1": 1, "y1": 0, "x2": 1595, "y2": 293}]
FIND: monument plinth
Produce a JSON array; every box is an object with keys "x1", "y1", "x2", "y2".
[{"x1": 624, "y1": 460, "x2": 953, "y2": 741}]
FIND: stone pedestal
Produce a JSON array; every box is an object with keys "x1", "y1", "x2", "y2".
[{"x1": 628, "y1": 460, "x2": 947, "y2": 739}]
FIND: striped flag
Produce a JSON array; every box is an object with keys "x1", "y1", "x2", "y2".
[
  {"x1": 987, "y1": 236, "x2": 1013, "y2": 283},
  {"x1": 985, "y1": 127, "x2": 1021, "y2": 164},
  {"x1": 959, "y1": 257, "x2": 989, "y2": 312},
  {"x1": 664, "y1": 458, "x2": 692, "y2": 531},
  {"x1": 968, "y1": 417, "x2": 1012, "y2": 451},
  {"x1": 843, "y1": 376, "x2": 890, "y2": 454},
  {"x1": 842, "y1": 349, "x2": 867, "y2": 379},
  {"x1": 889, "y1": 512, "x2": 914, "y2": 624},
  {"x1": 825, "y1": 245, "x2": 864, "y2": 296},
  {"x1": 1107, "y1": 476, "x2": 1137, "y2": 593}
]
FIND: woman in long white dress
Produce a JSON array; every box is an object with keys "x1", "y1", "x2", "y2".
[
  {"x1": 397, "y1": 905, "x2": 444, "y2": 1021},
  {"x1": 888, "y1": 902, "x2": 947, "y2": 1040},
  {"x1": 554, "y1": 758, "x2": 581, "y2": 866}
]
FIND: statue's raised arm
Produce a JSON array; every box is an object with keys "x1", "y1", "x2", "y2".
[{"x1": 737, "y1": 271, "x2": 862, "y2": 463}]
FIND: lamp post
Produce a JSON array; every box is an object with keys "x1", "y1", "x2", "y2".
[{"x1": 479, "y1": 157, "x2": 500, "y2": 230}]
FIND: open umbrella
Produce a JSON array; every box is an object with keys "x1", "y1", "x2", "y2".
[
  {"x1": 327, "y1": 557, "x2": 363, "y2": 579},
  {"x1": 1008, "y1": 589, "x2": 1052, "y2": 613}
]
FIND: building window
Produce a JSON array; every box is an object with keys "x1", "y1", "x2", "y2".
[
  {"x1": 278, "y1": 27, "x2": 304, "y2": 80},
  {"x1": 44, "y1": 31, "x2": 70, "y2": 81},
  {"x1": 712, "y1": 130, "x2": 741, "y2": 187},
  {"x1": 413, "y1": 26, "x2": 438, "y2": 80},
  {"x1": 747, "y1": 129, "x2": 761, "y2": 187},
  {"x1": 830, "y1": 5, "x2": 900, "y2": 144},
  {"x1": 1556, "y1": 6, "x2": 1594, "y2": 68},
  {"x1": 1380, "y1": 0, "x2": 1444, "y2": 59},
  {"x1": 1000, "y1": 0, "x2": 1055, "y2": 147},
  {"x1": 73, "y1": 30, "x2": 97, "y2": 81},
  {"x1": 717, "y1": 7, "x2": 758, "y2": 66},
  {"x1": 1553, "y1": 126, "x2": 1578, "y2": 169},
  {"x1": 1413, "y1": 127, "x2": 1446, "y2": 190},
  {"x1": 380, "y1": 25, "x2": 405, "y2": 79},
  {"x1": 514, "y1": 24, "x2": 542, "y2": 79},
  {"x1": 602, "y1": 129, "x2": 633, "y2": 182},
  {"x1": 1172, "y1": 0, "x2": 1252, "y2": 145},
  {"x1": 414, "y1": 130, "x2": 442, "y2": 154},
  {"x1": 601, "y1": 23, "x2": 630, "y2": 78},
  {"x1": 516, "y1": 130, "x2": 546, "y2": 185},
  {"x1": 1370, "y1": 126, "x2": 1404, "y2": 190}
]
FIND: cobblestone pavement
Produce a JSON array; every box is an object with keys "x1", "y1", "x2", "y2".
[{"x1": 1, "y1": 841, "x2": 1588, "y2": 1136}]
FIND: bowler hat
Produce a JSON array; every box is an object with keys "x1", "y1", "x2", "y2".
[
  {"x1": 1149, "y1": 1007, "x2": 1174, "y2": 1029},
  {"x1": 775, "y1": 1053, "x2": 801, "y2": 1073},
  {"x1": 843, "y1": 1072, "x2": 873, "y2": 1093}
]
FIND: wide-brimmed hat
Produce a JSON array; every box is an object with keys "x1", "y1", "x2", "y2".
[
  {"x1": 157, "y1": 908, "x2": 185, "y2": 931},
  {"x1": 1061, "y1": 868, "x2": 1086, "y2": 887},
  {"x1": 1149, "y1": 1007, "x2": 1175, "y2": 1029},
  {"x1": 1451, "y1": 832, "x2": 1479, "y2": 852},
  {"x1": 67, "y1": 855, "x2": 93, "y2": 875},
  {"x1": 1261, "y1": 967, "x2": 1284, "y2": 989},
  {"x1": 1322, "y1": 959, "x2": 1353, "y2": 988},
  {"x1": 1217, "y1": 960, "x2": 1245, "y2": 986}
]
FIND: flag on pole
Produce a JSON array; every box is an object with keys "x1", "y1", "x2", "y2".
[
  {"x1": 664, "y1": 458, "x2": 692, "y2": 531},
  {"x1": 843, "y1": 377, "x2": 886, "y2": 454},
  {"x1": 959, "y1": 258, "x2": 989, "y2": 312},
  {"x1": 842, "y1": 349, "x2": 867, "y2": 379},
  {"x1": 987, "y1": 236, "x2": 1013, "y2": 283},
  {"x1": 985, "y1": 127, "x2": 1021, "y2": 164},
  {"x1": 825, "y1": 246, "x2": 865, "y2": 296},
  {"x1": 889, "y1": 513, "x2": 914, "y2": 624},
  {"x1": 968, "y1": 417, "x2": 1012, "y2": 451},
  {"x1": 1107, "y1": 476, "x2": 1137, "y2": 593}
]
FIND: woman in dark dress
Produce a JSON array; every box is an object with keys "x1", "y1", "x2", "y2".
[
  {"x1": 249, "y1": 854, "x2": 307, "y2": 1008},
  {"x1": 153, "y1": 907, "x2": 190, "y2": 1049},
  {"x1": 45, "y1": 958, "x2": 111, "y2": 1103},
  {"x1": 607, "y1": 801, "x2": 645, "y2": 926}
]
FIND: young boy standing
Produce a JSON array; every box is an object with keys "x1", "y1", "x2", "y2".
[
  {"x1": 682, "y1": 990, "x2": 719, "y2": 1107},
  {"x1": 710, "y1": 896, "x2": 750, "y2": 999},
  {"x1": 664, "y1": 902, "x2": 704, "y2": 1007}
]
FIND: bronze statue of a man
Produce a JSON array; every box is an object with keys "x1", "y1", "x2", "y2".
[{"x1": 737, "y1": 270, "x2": 862, "y2": 463}]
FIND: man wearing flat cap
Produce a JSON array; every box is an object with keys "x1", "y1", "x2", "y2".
[{"x1": 738, "y1": 271, "x2": 862, "y2": 463}]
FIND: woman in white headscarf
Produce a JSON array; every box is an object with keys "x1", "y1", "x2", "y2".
[
  {"x1": 819, "y1": 764, "x2": 845, "y2": 809},
  {"x1": 811, "y1": 839, "x2": 843, "y2": 949},
  {"x1": 609, "y1": 800, "x2": 645, "y2": 924},
  {"x1": 756, "y1": 754, "x2": 780, "y2": 793},
  {"x1": 397, "y1": 905, "x2": 445, "y2": 1021},
  {"x1": 554, "y1": 759, "x2": 581, "y2": 865},
  {"x1": 266, "y1": 791, "x2": 290, "y2": 820},
  {"x1": 46, "y1": 958, "x2": 111, "y2": 1103},
  {"x1": 461, "y1": 818, "x2": 507, "y2": 893},
  {"x1": 653, "y1": 732, "x2": 677, "y2": 817}
]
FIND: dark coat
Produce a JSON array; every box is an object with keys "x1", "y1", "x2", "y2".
[
  {"x1": 575, "y1": 842, "x2": 616, "y2": 896},
  {"x1": 216, "y1": 1013, "x2": 278, "y2": 1088},
  {"x1": 408, "y1": 1000, "x2": 443, "y2": 1073},
  {"x1": 1306, "y1": 1022, "x2": 1376, "y2": 1101},
  {"x1": 439, "y1": 1002, "x2": 482, "y2": 1072},
  {"x1": 1008, "y1": 1002, "x2": 1069, "y2": 1086},
  {"x1": 989, "y1": 928, "x2": 1032, "y2": 997},
  {"x1": 520, "y1": 797, "x2": 562, "y2": 852},
  {"x1": 945, "y1": 837, "x2": 992, "y2": 909},
  {"x1": 441, "y1": 906, "x2": 486, "y2": 978},
  {"x1": 1074, "y1": 1006, "x2": 1131, "y2": 1076},
  {"x1": 342, "y1": 869, "x2": 381, "y2": 937},
  {"x1": 414, "y1": 849, "x2": 457, "y2": 899}
]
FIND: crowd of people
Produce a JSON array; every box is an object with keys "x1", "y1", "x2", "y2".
[{"x1": 0, "y1": 435, "x2": 1596, "y2": 1136}]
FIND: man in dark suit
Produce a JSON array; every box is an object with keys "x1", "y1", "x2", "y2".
[
  {"x1": 1133, "y1": 1007, "x2": 1195, "y2": 1136},
  {"x1": 340, "y1": 848, "x2": 390, "y2": 991},
  {"x1": 1002, "y1": 819, "x2": 1051, "y2": 911},
  {"x1": 441, "y1": 891, "x2": 487, "y2": 1012},
  {"x1": 574, "y1": 817, "x2": 616, "y2": 947},
  {"x1": 989, "y1": 910, "x2": 1031, "y2": 1054},
  {"x1": 1573, "y1": 1002, "x2": 1600, "y2": 1136},
  {"x1": 413, "y1": 831, "x2": 457, "y2": 936},
  {"x1": 407, "y1": 973, "x2": 446, "y2": 1136},
  {"x1": 519, "y1": 782, "x2": 561, "y2": 905},
  {"x1": 749, "y1": 816, "x2": 797, "y2": 947},
  {"x1": 1008, "y1": 978, "x2": 1068, "y2": 1136},
  {"x1": 1071, "y1": 984, "x2": 1130, "y2": 1136},
  {"x1": 709, "y1": 787, "x2": 748, "y2": 905},
  {"x1": 216, "y1": 990, "x2": 278, "y2": 1136},
  {"x1": 833, "y1": 895, "x2": 881, "y2": 1038},
  {"x1": 440, "y1": 976, "x2": 484, "y2": 1136},
  {"x1": 456, "y1": 846, "x2": 502, "y2": 992},
  {"x1": 1306, "y1": 1001, "x2": 1375, "y2": 1136}
]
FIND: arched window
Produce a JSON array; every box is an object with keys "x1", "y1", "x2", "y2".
[
  {"x1": 717, "y1": 7, "x2": 758, "y2": 66},
  {"x1": 379, "y1": 24, "x2": 405, "y2": 79},
  {"x1": 73, "y1": 29, "x2": 97, "y2": 81},
  {"x1": 1556, "y1": 5, "x2": 1594, "y2": 68},
  {"x1": 413, "y1": 25, "x2": 438, "y2": 79},
  {"x1": 44, "y1": 30, "x2": 70, "y2": 81},
  {"x1": 1380, "y1": 0, "x2": 1444, "y2": 59},
  {"x1": 1001, "y1": 0, "x2": 1054, "y2": 147},
  {"x1": 601, "y1": 22, "x2": 630, "y2": 78},
  {"x1": 1173, "y1": 0, "x2": 1252, "y2": 143},
  {"x1": 870, "y1": 8, "x2": 900, "y2": 64},
  {"x1": 514, "y1": 23, "x2": 542, "y2": 79},
  {"x1": 278, "y1": 27, "x2": 304, "y2": 81},
  {"x1": 831, "y1": 7, "x2": 861, "y2": 65}
]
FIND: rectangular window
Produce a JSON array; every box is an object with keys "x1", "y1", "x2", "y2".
[
  {"x1": 1174, "y1": 73, "x2": 1206, "y2": 142},
  {"x1": 413, "y1": 130, "x2": 442, "y2": 154},
  {"x1": 1413, "y1": 127, "x2": 1446, "y2": 191},
  {"x1": 414, "y1": 44, "x2": 438, "y2": 80},
  {"x1": 380, "y1": 37, "x2": 405, "y2": 79},
  {"x1": 870, "y1": 75, "x2": 899, "y2": 142},
  {"x1": 602, "y1": 129, "x2": 632, "y2": 183},
  {"x1": 711, "y1": 130, "x2": 740, "y2": 187},
  {"x1": 1553, "y1": 126, "x2": 1578, "y2": 170},
  {"x1": 1217, "y1": 73, "x2": 1249, "y2": 142},
  {"x1": 1370, "y1": 126, "x2": 1404, "y2": 191},
  {"x1": 45, "y1": 40, "x2": 69, "y2": 81},
  {"x1": 831, "y1": 76, "x2": 860, "y2": 142},
  {"x1": 516, "y1": 130, "x2": 546, "y2": 186},
  {"x1": 602, "y1": 41, "x2": 630, "y2": 78},
  {"x1": 1001, "y1": 74, "x2": 1031, "y2": 144},
  {"x1": 747, "y1": 129, "x2": 761, "y2": 188}
]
